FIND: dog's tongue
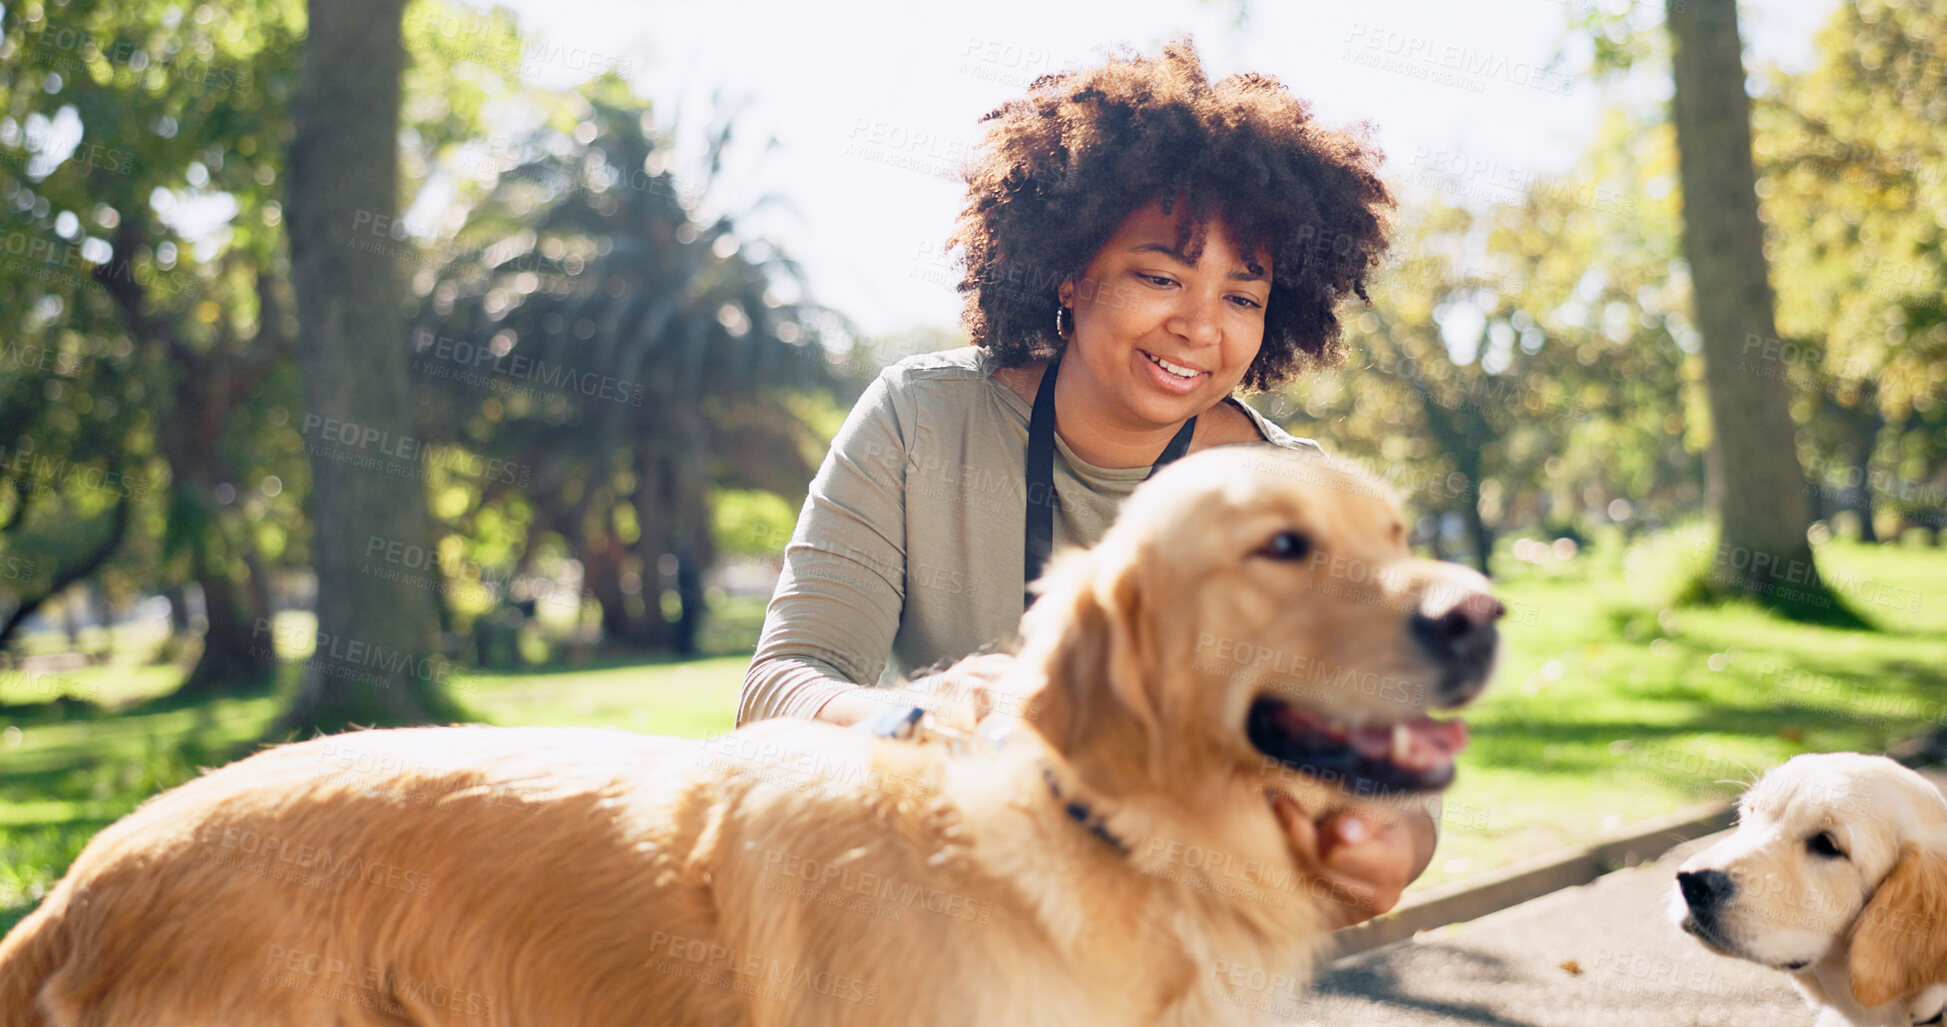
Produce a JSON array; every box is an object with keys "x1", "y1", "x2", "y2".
[
  {"x1": 1252, "y1": 701, "x2": 1469, "y2": 793},
  {"x1": 1341, "y1": 716, "x2": 1469, "y2": 770}
]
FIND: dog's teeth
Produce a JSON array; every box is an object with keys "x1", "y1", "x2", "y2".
[{"x1": 1392, "y1": 723, "x2": 1412, "y2": 765}]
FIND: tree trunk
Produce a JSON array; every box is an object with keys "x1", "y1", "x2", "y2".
[
  {"x1": 1842, "y1": 385, "x2": 1883, "y2": 543},
  {"x1": 174, "y1": 532, "x2": 277, "y2": 698},
  {"x1": 627, "y1": 445, "x2": 675, "y2": 650},
  {"x1": 158, "y1": 379, "x2": 276, "y2": 697},
  {"x1": 588, "y1": 533, "x2": 652, "y2": 647},
  {"x1": 1424, "y1": 512, "x2": 1452, "y2": 563},
  {"x1": 668, "y1": 414, "x2": 716, "y2": 650},
  {"x1": 276, "y1": 0, "x2": 456, "y2": 735},
  {"x1": 1459, "y1": 486, "x2": 1494, "y2": 578},
  {"x1": 1391, "y1": 347, "x2": 1495, "y2": 576},
  {"x1": 1667, "y1": 0, "x2": 1844, "y2": 620}
]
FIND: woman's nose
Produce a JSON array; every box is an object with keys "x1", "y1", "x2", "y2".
[{"x1": 1165, "y1": 292, "x2": 1222, "y2": 347}]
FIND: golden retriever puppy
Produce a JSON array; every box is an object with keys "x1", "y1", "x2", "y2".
[
  {"x1": 1673, "y1": 753, "x2": 1947, "y2": 1026},
  {"x1": 0, "y1": 446, "x2": 1500, "y2": 1027}
]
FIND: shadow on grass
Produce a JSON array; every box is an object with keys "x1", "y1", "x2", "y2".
[
  {"x1": 115, "y1": 669, "x2": 284, "y2": 716},
  {"x1": 1466, "y1": 601, "x2": 1947, "y2": 818},
  {"x1": 1673, "y1": 570, "x2": 1876, "y2": 630}
]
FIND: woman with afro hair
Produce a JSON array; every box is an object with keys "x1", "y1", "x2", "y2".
[{"x1": 737, "y1": 38, "x2": 1432, "y2": 927}]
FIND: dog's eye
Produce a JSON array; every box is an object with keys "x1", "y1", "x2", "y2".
[
  {"x1": 1807, "y1": 831, "x2": 1846, "y2": 859},
  {"x1": 1258, "y1": 531, "x2": 1313, "y2": 561}
]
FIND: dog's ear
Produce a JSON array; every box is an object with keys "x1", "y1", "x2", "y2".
[
  {"x1": 1849, "y1": 843, "x2": 1947, "y2": 1009},
  {"x1": 1020, "y1": 543, "x2": 1159, "y2": 767}
]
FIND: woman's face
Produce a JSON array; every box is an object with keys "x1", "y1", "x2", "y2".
[{"x1": 1058, "y1": 199, "x2": 1271, "y2": 431}]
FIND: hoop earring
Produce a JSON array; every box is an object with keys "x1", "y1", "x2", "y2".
[{"x1": 1054, "y1": 305, "x2": 1073, "y2": 340}]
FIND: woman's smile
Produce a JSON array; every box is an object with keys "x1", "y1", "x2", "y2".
[
  {"x1": 1054, "y1": 198, "x2": 1272, "y2": 456},
  {"x1": 1137, "y1": 349, "x2": 1208, "y2": 393}
]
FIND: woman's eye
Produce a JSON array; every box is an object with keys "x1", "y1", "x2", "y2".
[
  {"x1": 1140, "y1": 273, "x2": 1176, "y2": 288},
  {"x1": 1258, "y1": 531, "x2": 1312, "y2": 561},
  {"x1": 1807, "y1": 831, "x2": 1846, "y2": 859},
  {"x1": 1228, "y1": 294, "x2": 1264, "y2": 310}
]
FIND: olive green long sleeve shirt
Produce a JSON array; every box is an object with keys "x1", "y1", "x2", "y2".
[{"x1": 735, "y1": 347, "x2": 1320, "y2": 726}]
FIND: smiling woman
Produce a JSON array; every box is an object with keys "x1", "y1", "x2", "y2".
[
  {"x1": 1045, "y1": 199, "x2": 1275, "y2": 468},
  {"x1": 736, "y1": 37, "x2": 1427, "y2": 929}
]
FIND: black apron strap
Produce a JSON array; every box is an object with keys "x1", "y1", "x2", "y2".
[
  {"x1": 1147, "y1": 414, "x2": 1197, "y2": 478},
  {"x1": 1023, "y1": 356, "x2": 1197, "y2": 610},
  {"x1": 1023, "y1": 355, "x2": 1062, "y2": 610}
]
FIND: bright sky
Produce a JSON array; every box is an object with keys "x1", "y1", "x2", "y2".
[{"x1": 466, "y1": 0, "x2": 1837, "y2": 339}]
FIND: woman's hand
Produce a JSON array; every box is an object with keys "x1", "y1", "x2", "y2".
[
  {"x1": 812, "y1": 652, "x2": 1017, "y2": 730},
  {"x1": 811, "y1": 689, "x2": 898, "y2": 729},
  {"x1": 1269, "y1": 790, "x2": 1437, "y2": 931}
]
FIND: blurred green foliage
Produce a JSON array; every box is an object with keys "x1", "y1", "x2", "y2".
[
  {"x1": 0, "y1": 0, "x2": 1943, "y2": 682},
  {"x1": 1274, "y1": 0, "x2": 1947, "y2": 572}
]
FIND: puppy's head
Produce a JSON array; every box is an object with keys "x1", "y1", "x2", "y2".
[
  {"x1": 1673, "y1": 753, "x2": 1947, "y2": 1006},
  {"x1": 1015, "y1": 445, "x2": 1501, "y2": 801}
]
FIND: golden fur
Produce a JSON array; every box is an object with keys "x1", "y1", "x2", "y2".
[
  {"x1": 1674, "y1": 753, "x2": 1947, "y2": 1027},
  {"x1": 0, "y1": 446, "x2": 1495, "y2": 1026}
]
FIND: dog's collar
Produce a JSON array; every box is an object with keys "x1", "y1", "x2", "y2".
[
  {"x1": 857, "y1": 704, "x2": 1129, "y2": 856},
  {"x1": 1040, "y1": 763, "x2": 1131, "y2": 857}
]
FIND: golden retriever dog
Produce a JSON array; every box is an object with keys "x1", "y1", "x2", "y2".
[
  {"x1": 0, "y1": 446, "x2": 1500, "y2": 1027},
  {"x1": 1673, "y1": 753, "x2": 1947, "y2": 1026}
]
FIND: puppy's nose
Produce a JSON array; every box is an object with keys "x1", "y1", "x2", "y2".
[
  {"x1": 1410, "y1": 589, "x2": 1503, "y2": 679},
  {"x1": 1677, "y1": 869, "x2": 1735, "y2": 912}
]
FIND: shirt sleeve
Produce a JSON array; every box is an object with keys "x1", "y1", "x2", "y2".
[{"x1": 737, "y1": 367, "x2": 913, "y2": 726}]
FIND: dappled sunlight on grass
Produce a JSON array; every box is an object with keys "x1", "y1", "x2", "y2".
[
  {"x1": 0, "y1": 694, "x2": 281, "y2": 933},
  {"x1": 1424, "y1": 534, "x2": 1947, "y2": 887}
]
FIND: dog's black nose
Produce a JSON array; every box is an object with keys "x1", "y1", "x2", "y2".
[
  {"x1": 1677, "y1": 869, "x2": 1735, "y2": 912},
  {"x1": 1411, "y1": 590, "x2": 1502, "y2": 701}
]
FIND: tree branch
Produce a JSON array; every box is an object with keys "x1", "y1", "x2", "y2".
[
  {"x1": 0, "y1": 495, "x2": 133, "y2": 652},
  {"x1": 93, "y1": 216, "x2": 198, "y2": 369}
]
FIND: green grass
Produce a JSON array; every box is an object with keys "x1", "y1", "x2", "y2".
[
  {"x1": 453, "y1": 656, "x2": 747, "y2": 736},
  {"x1": 3, "y1": 532, "x2": 1945, "y2": 932},
  {"x1": 1424, "y1": 527, "x2": 1947, "y2": 886},
  {"x1": 0, "y1": 692, "x2": 282, "y2": 932}
]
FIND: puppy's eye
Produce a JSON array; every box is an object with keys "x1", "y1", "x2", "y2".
[
  {"x1": 1807, "y1": 831, "x2": 1846, "y2": 859},
  {"x1": 1258, "y1": 531, "x2": 1313, "y2": 561}
]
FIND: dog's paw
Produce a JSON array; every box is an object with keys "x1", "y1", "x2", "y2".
[{"x1": 1909, "y1": 984, "x2": 1947, "y2": 1026}]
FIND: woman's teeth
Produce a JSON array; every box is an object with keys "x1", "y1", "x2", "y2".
[{"x1": 1145, "y1": 352, "x2": 1199, "y2": 379}]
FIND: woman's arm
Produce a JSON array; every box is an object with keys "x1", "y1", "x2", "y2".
[{"x1": 737, "y1": 369, "x2": 915, "y2": 728}]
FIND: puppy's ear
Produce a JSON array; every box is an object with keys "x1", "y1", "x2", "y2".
[
  {"x1": 1849, "y1": 844, "x2": 1947, "y2": 1009},
  {"x1": 1020, "y1": 544, "x2": 1158, "y2": 766}
]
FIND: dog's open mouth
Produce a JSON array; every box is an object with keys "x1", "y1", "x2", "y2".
[{"x1": 1246, "y1": 696, "x2": 1468, "y2": 794}]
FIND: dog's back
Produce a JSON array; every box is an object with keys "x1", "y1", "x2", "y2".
[
  {"x1": 0, "y1": 897, "x2": 68, "y2": 1027},
  {"x1": 0, "y1": 726, "x2": 724, "y2": 1027}
]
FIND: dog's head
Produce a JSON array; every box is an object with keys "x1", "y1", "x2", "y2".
[
  {"x1": 1673, "y1": 753, "x2": 1947, "y2": 1008},
  {"x1": 1012, "y1": 445, "x2": 1500, "y2": 803}
]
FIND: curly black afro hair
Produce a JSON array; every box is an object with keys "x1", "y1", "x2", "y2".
[{"x1": 947, "y1": 38, "x2": 1395, "y2": 390}]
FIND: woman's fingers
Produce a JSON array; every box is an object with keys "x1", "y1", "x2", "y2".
[
  {"x1": 1268, "y1": 790, "x2": 1417, "y2": 930},
  {"x1": 1319, "y1": 809, "x2": 1413, "y2": 911}
]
